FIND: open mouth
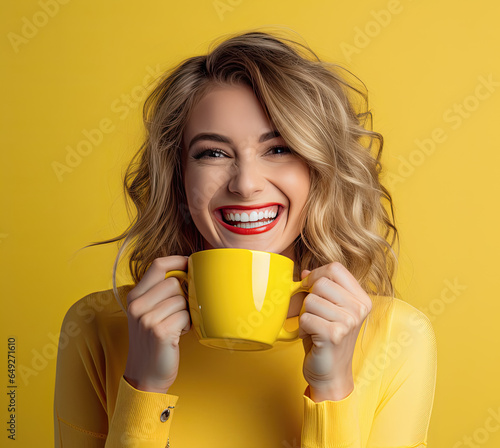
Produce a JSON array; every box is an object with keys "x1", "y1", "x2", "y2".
[
  {"x1": 221, "y1": 207, "x2": 281, "y2": 229},
  {"x1": 213, "y1": 205, "x2": 284, "y2": 234}
]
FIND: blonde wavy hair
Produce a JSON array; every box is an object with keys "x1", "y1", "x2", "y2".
[{"x1": 83, "y1": 28, "x2": 400, "y2": 318}]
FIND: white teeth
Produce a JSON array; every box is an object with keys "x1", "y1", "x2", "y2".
[
  {"x1": 224, "y1": 209, "x2": 278, "y2": 222},
  {"x1": 231, "y1": 219, "x2": 274, "y2": 228}
]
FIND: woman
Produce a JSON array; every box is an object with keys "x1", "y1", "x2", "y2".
[{"x1": 54, "y1": 29, "x2": 437, "y2": 447}]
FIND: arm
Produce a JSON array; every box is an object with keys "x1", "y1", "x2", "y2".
[
  {"x1": 302, "y1": 384, "x2": 361, "y2": 448},
  {"x1": 300, "y1": 304, "x2": 437, "y2": 448},
  {"x1": 298, "y1": 263, "x2": 367, "y2": 448},
  {"x1": 105, "y1": 376, "x2": 178, "y2": 447},
  {"x1": 53, "y1": 294, "x2": 179, "y2": 448},
  {"x1": 366, "y1": 308, "x2": 437, "y2": 447}
]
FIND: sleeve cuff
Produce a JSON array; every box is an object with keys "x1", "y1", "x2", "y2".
[
  {"x1": 105, "y1": 376, "x2": 179, "y2": 448},
  {"x1": 302, "y1": 385, "x2": 361, "y2": 448}
]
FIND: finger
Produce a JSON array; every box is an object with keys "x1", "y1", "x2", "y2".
[
  {"x1": 300, "y1": 312, "x2": 353, "y2": 347},
  {"x1": 127, "y1": 256, "x2": 188, "y2": 304},
  {"x1": 136, "y1": 295, "x2": 188, "y2": 329},
  {"x1": 303, "y1": 292, "x2": 354, "y2": 324},
  {"x1": 156, "y1": 309, "x2": 191, "y2": 341},
  {"x1": 310, "y1": 278, "x2": 354, "y2": 309},
  {"x1": 301, "y1": 333, "x2": 313, "y2": 354},
  {"x1": 313, "y1": 278, "x2": 372, "y2": 322},
  {"x1": 299, "y1": 312, "x2": 331, "y2": 345},
  {"x1": 180, "y1": 310, "x2": 193, "y2": 335},
  {"x1": 303, "y1": 262, "x2": 369, "y2": 305},
  {"x1": 127, "y1": 277, "x2": 186, "y2": 315}
]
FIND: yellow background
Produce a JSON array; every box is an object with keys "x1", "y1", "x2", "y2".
[{"x1": 2, "y1": 0, "x2": 499, "y2": 446}]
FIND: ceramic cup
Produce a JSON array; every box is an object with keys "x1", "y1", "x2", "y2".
[{"x1": 164, "y1": 248, "x2": 310, "y2": 351}]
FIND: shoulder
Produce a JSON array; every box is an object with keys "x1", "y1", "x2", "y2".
[
  {"x1": 387, "y1": 297, "x2": 437, "y2": 349},
  {"x1": 55, "y1": 286, "x2": 135, "y2": 420},
  {"x1": 361, "y1": 297, "x2": 438, "y2": 443},
  {"x1": 372, "y1": 296, "x2": 437, "y2": 380},
  {"x1": 364, "y1": 295, "x2": 437, "y2": 371},
  {"x1": 60, "y1": 284, "x2": 134, "y2": 337},
  {"x1": 368, "y1": 295, "x2": 435, "y2": 337}
]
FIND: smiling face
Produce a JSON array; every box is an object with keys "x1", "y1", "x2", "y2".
[{"x1": 181, "y1": 82, "x2": 310, "y2": 261}]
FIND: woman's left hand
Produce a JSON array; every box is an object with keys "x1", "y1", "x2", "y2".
[{"x1": 299, "y1": 261, "x2": 372, "y2": 401}]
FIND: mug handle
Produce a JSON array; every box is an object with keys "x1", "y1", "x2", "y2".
[
  {"x1": 165, "y1": 270, "x2": 188, "y2": 295},
  {"x1": 276, "y1": 277, "x2": 310, "y2": 342}
]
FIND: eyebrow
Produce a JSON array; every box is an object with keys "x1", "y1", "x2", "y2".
[{"x1": 188, "y1": 130, "x2": 282, "y2": 151}]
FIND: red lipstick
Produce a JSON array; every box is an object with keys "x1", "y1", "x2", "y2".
[
  {"x1": 213, "y1": 203, "x2": 284, "y2": 235},
  {"x1": 214, "y1": 202, "x2": 284, "y2": 211}
]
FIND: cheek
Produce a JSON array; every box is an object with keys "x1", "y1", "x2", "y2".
[
  {"x1": 296, "y1": 162, "x2": 311, "y2": 195},
  {"x1": 277, "y1": 163, "x2": 310, "y2": 197},
  {"x1": 184, "y1": 167, "x2": 228, "y2": 213},
  {"x1": 288, "y1": 166, "x2": 310, "y2": 217},
  {"x1": 183, "y1": 171, "x2": 206, "y2": 216}
]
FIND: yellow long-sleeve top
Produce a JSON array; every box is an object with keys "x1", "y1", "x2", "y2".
[{"x1": 53, "y1": 284, "x2": 437, "y2": 448}]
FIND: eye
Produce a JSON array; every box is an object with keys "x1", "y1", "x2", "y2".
[
  {"x1": 192, "y1": 148, "x2": 228, "y2": 160},
  {"x1": 192, "y1": 145, "x2": 293, "y2": 160},
  {"x1": 268, "y1": 146, "x2": 292, "y2": 156}
]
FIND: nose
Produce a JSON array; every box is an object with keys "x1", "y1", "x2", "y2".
[{"x1": 227, "y1": 157, "x2": 266, "y2": 198}]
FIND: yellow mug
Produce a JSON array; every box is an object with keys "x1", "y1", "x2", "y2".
[{"x1": 165, "y1": 248, "x2": 310, "y2": 351}]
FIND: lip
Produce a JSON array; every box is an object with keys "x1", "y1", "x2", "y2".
[
  {"x1": 214, "y1": 202, "x2": 285, "y2": 211},
  {"x1": 213, "y1": 204, "x2": 285, "y2": 235}
]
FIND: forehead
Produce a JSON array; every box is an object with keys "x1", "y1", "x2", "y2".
[{"x1": 182, "y1": 83, "x2": 275, "y2": 149}]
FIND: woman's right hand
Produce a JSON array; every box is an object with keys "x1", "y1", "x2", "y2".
[{"x1": 123, "y1": 256, "x2": 191, "y2": 394}]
